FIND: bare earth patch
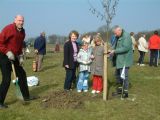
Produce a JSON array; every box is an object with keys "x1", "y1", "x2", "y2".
[{"x1": 41, "y1": 90, "x2": 102, "y2": 109}]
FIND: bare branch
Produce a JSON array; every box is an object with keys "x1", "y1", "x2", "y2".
[{"x1": 88, "y1": 0, "x2": 119, "y2": 28}]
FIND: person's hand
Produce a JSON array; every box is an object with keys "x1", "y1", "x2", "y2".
[
  {"x1": 65, "y1": 65, "x2": 69, "y2": 68},
  {"x1": 83, "y1": 60, "x2": 91, "y2": 64},
  {"x1": 6, "y1": 51, "x2": 15, "y2": 60},
  {"x1": 83, "y1": 61, "x2": 88, "y2": 64},
  {"x1": 111, "y1": 50, "x2": 115, "y2": 54},
  {"x1": 90, "y1": 55, "x2": 95, "y2": 60},
  {"x1": 19, "y1": 55, "x2": 24, "y2": 66},
  {"x1": 108, "y1": 49, "x2": 115, "y2": 55},
  {"x1": 34, "y1": 49, "x2": 38, "y2": 53}
]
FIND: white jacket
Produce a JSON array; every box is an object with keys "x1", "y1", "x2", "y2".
[
  {"x1": 77, "y1": 48, "x2": 92, "y2": 72},
  {"x1": 138, "y1": 37, "x2": 148, "y2": 52}
]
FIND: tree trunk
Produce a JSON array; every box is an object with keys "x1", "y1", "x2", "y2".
[{"x1": 103, "y1": 42, "x2": 107, "y2": 100}]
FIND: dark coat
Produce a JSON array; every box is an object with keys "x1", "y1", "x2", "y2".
[
  {"x1": 63, "y1": 40, "x2": 79, "y2": 69},
  {"x1": 34, "y1": 35, "x2": 46, "y2": 55}
]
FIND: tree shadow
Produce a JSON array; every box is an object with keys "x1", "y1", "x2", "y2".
[{"x1": 107, "y1": 79, "x2": 116, "y2": 99}]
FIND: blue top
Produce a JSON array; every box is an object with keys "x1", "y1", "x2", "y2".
[
  {"x1": 110, "y1": 35, "x2": 117, "y2": 48},
  {"x1": 76, "y1": 38, "x2": 83, "y2": 47},
  {"x1": 34, "y1": 35, "x2": 46, "y2": 55}
]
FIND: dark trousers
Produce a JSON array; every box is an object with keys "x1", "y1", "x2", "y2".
[
  {"x1": 64, "y1": 66, "x2": 76, "y2": 90},
  {"x1": 138, "y1": 50, "x2": 145, "y2": 64},
  {"x1": 149, "y1": 49, "x2": 159, "y2": 66},
  {"x1": 0, "y1": 53, "x2": 30, "y2": 104},
  {"x1": 115, "y1": 67, "x2": 129, "y2": 90}
]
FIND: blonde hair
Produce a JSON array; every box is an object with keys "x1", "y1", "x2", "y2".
[{"x1": 94, "y1": 35, "x2": 103, "y2": 44}]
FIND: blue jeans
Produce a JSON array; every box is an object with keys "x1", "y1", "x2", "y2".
[
  {"x1": 77, "y1": 71, "x2": 89, "y2": 91},
  {"x1": 115, "y1": 67, "x2": 129, "y2": 90}
]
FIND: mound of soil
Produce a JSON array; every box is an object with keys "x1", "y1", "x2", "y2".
[{"x1": 41, "y1": 90, "x2": 102, "y2": 109}]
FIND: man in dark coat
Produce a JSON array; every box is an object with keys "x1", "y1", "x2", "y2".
[{"x1": 34, "y1": 32, "x2": 46, "y2": 72}]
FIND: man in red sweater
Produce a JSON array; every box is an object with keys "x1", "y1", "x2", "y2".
[
  {"x1": 0, "y1": 15, "x2": 35, "y2": 109},
  {"x1": 148, "y1": 31, "x2": 160, "y2": 67}
]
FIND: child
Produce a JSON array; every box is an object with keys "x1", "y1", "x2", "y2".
[
  {"x1": 77, "y1": 41, "x2": 92, "y2": 92},
  {"x1": 91, "y1": 35, "x2": 104, "y2": 94}
]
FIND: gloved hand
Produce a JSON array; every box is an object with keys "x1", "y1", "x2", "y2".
[
  {"x1": 6, "y1": 51, "x2": 15, "y2": 60},
  {"x1": 19, "y1": 55, "x2": 24, "y2": 66},
  {"x1": 34, "y1": 49, "x2": 38, "y2": 54}
]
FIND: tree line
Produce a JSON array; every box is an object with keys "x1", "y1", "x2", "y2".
[{"x1": 25, "y1": 25, "x2": 160, "y2": 46}]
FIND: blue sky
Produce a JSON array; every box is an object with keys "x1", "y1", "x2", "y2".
[{"x1": 0, "y1": 0, "x2": 160, "y2": 39}]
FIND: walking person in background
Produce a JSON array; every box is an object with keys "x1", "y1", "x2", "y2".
[
  {"x1": 130, "y1": 32, "x2": 137, "y2": 53},
  {"x1": 34, "y1": 32, "x2": 46, "y2": 72},
  {"x1": 148, "y1": 31, "x2": 160, "y2": 67},
  {"x1": 108, "y1": 25, "x2": 133, "y2": 98},
  {"x1": 55, "y1": 42, "x2": 60, "y2": 52},
  {"x1": 63, "y1": 30, "x2": 79, "y2": 91},
  {"x1": 137, "y1": 34, "x2": 148, "y2": 66},
  {"x1": 76, "y1": 41, "x2": 92, "y2": 93},
  {"x1": 0, "y1": 15, "x2": 36, "y2": 109},
  {"x1": 91, "y1": 35, "x2": 104, "y2": 94}
]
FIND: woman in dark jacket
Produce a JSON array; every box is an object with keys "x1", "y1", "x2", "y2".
[{"x1": 63, "y1": 30, "x2": 79, "y2": 91}]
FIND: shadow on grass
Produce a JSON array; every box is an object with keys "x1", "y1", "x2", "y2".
[
  {"x1": 25, "y1": 56, "x2": 34, "y2": 60},
  {"x1": 6, "y1": 98, "x2": 31, "y2": 106},
  {"x1": 107, "y1": 80, "x2": 133, "y2": 100},
  {"x1": 6, "y1": 84, "x2": 58, "y2": 106},
  {"x1": 43, "y1": 63, "x2": 60, "y2": 71},
  {"x1": 6, "y1": 99, "x2": 18, "y2": 105},
  {"x1": 30, "y1": 83, "x2": 59, "y2": 96},
  {"x1": 107, "y1": 79, "x2": 119, "y2": 100},
  {"x1": 44, "y1": 55, "x2": 55, "y2": 59}
]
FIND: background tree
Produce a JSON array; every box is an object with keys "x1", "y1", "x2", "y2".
[{"x1": 48, "y1": 34, "x2": 67, "y2": 44}]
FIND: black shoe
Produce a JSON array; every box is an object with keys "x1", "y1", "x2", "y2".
[
  {"x1": 116, "y1": 88, "x2": 122, "y2": 94},
  {"x1": 0, "y1": 104, "x2": 8, "y2": 109},
  {"x1": 24, "y1": 96, "x2": 39, "y2": 101},
  {"x1": 122, "y1": 93, "x2": 128, "y2": 98}
]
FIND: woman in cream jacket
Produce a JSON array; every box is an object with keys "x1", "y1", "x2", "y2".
[{"x1": 137, "y1": 34, "x2": 148, "y2": 66}]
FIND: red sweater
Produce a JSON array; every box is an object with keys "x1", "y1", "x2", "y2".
[
  {"x1": 148, "y1": 35, "x2": 160, "y2": 49},
  {"x1": 0, "y1": 23, "x2": 25, "y2": 56}
]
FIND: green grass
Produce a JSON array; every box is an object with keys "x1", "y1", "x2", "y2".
[{"x1": 0, "y1": 46, "x2": 160, "y2": 120}]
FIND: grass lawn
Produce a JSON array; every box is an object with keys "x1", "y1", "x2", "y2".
[{"x1": 0, "y1": 45, "x2": 160, "y2": 120}]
